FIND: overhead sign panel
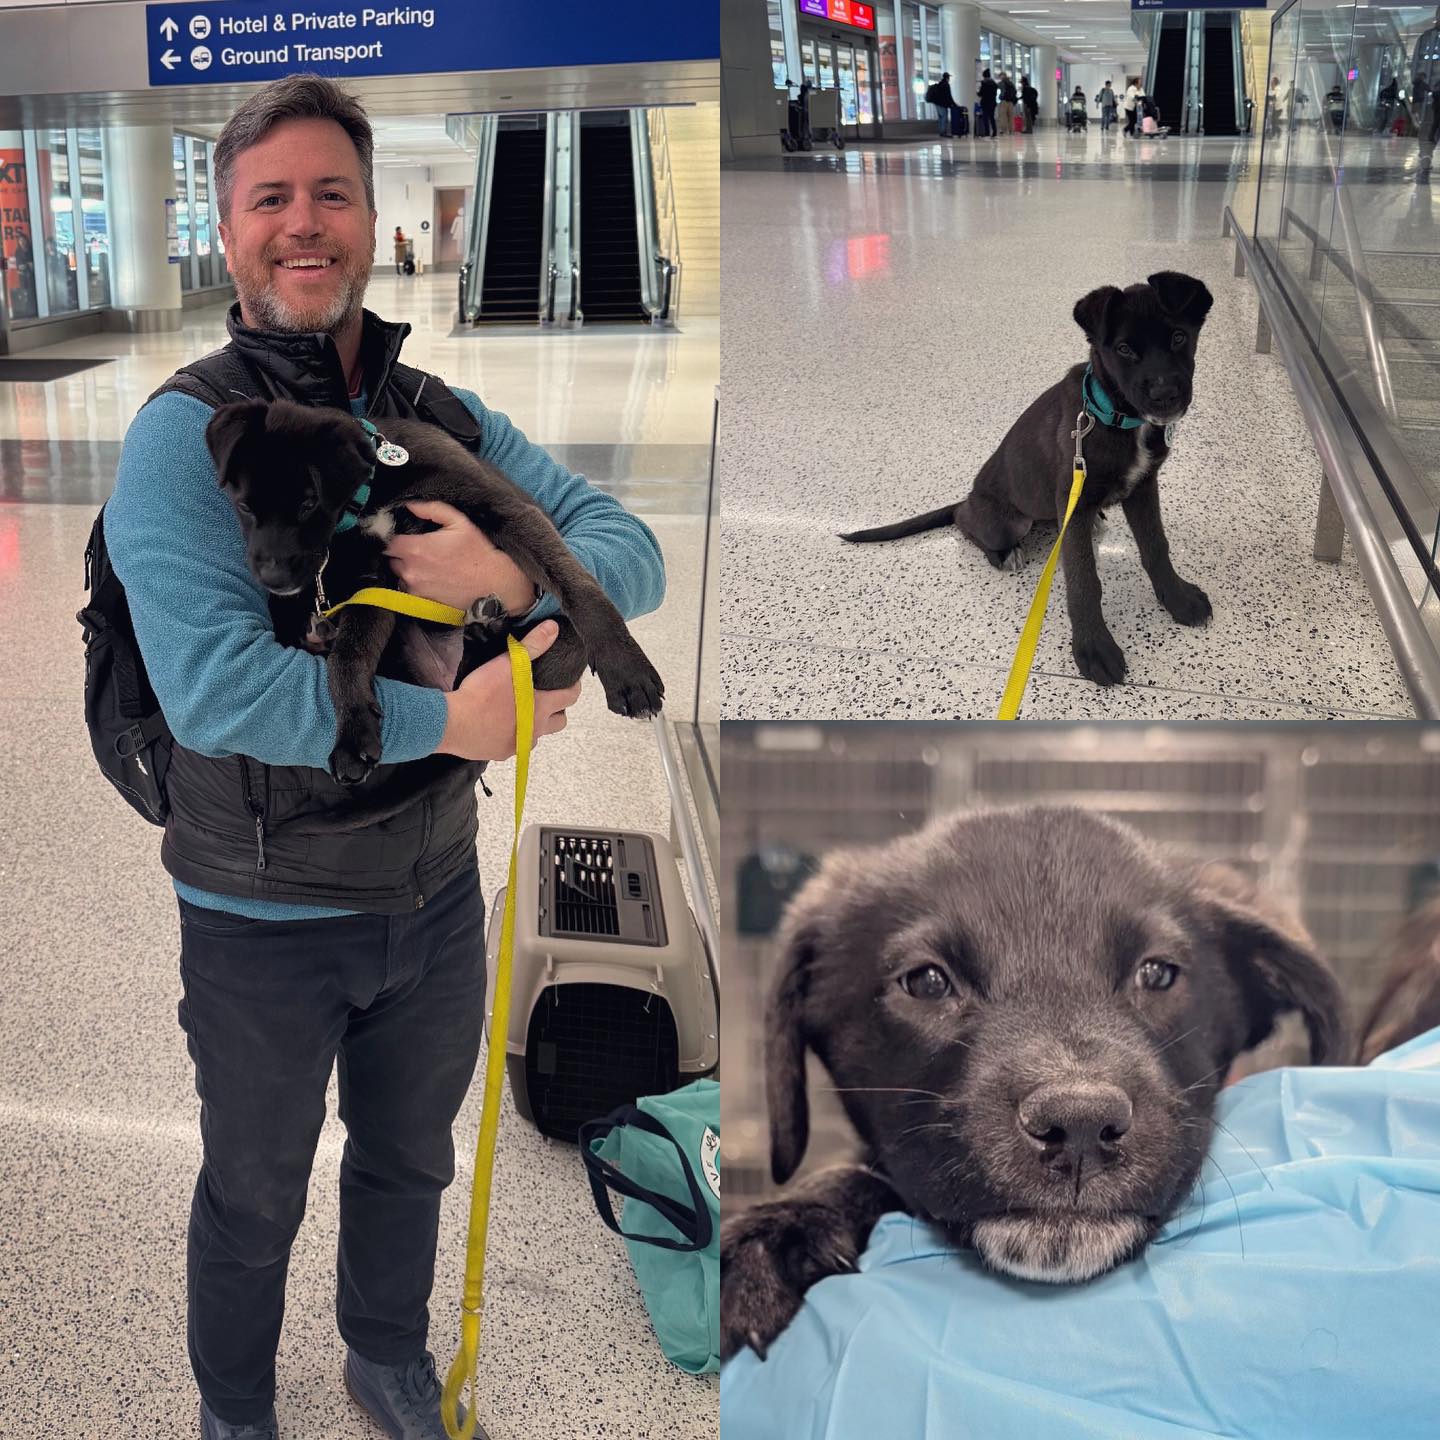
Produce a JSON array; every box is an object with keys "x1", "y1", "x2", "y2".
[
  {"x1": 798, "y1": 0, "x2": 876, "y2": 32},
  {"x1": 145, "y1": 1, "x2": 718, "y2": 87},
  {"x1": 1132, "y1": 0, "x2": 1265, "y2": 9}
]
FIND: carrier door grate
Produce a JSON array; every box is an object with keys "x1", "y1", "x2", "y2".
[
  {"x1": 525, "y1": 982, "x2": 680, "y2": 1141},
  {"x1": 551, "y1": 833, "x2": 620, "y2": 936}
]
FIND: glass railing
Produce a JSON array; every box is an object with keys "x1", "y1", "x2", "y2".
[{"x1": 1253, "y1": 0, "x2": 1440, "y2": 648}]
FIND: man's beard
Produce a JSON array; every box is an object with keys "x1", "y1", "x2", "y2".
[{"x1": 230, "y1": 240, "x2": 373, "y2": 334}]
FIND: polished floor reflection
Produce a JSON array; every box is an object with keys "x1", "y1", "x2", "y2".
[{"x1": 722, "y1": 131, "x2": 1416, "y2": 719}]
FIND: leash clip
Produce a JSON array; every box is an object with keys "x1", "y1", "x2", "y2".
[
  {"x1": 313, "y1": 550, "x2": 330, "y2": 614},
  {"x1": 1071, "y1": 410, "x2": 1096, "y2": 473}
]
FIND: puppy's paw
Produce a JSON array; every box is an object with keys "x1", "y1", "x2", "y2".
[
  {"x1": 303, "y1": 614, "x2": 337, "y2": 656},
  {"x1": 720, "y1": 1201, "x2": 861, "y2": 1363},
  {"x1": 1073, "y1": 627, "x2": 1128, "y2": 686},
  {"x1": 592, "y1": 635, "x2": 665, "y2": 719},
  {"x1": 464, "y1": 594, "x2": 510, "y2": 642},
  {"x1": 1157, "y1": 576, "x2": 1212, "y2": 627},
  {"x1": 329, "y1": 704, "x2": 383, "y2": 786},
  {"x1": 989, "y1": 547, "x2": 1023, "y2": 573}
]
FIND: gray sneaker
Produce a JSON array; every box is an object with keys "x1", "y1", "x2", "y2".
[
  {"x1": 199, "y1": 1401, "x2": 279, "y2": 1440},
  {"x1": 344, "y1": 1349, "x2": 488, "y2": 1440}
]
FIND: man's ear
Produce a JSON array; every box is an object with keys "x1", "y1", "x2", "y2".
[
  {"x1": 766, "y1": 893, "x2": 832, "y2": 1187},
  {"x1": 1201, "y1": 867, "x2": 1348, "y2": 1064},
  {"x1": 1147, "y1": 270, "x2": 1215, "y2": 329},
  {"x1": 205, "y1": 401, "x2": 267, "y2": 486},
  {"x1": 1073, "y1": 285, "x2": 1122, "y2": 346}
]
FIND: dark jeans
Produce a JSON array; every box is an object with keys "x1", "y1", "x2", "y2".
[
  {"x1": 177, "y1": 864, "x2": 488, "y2": 1424},
  {"x1": 980, "y1": 105, "x2": 996, "y2": 137},
  {"x1": 1124, "y1": 109, "x2": 1137, "y2": 136}
]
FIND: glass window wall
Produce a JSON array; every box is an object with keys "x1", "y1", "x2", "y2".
[
  {"x1": 39, "y1": 128, "x2": 79, "y2": 315},
  {"x1": 77, "y1": 127, "x2": 110, "y2": 309},
  {"x1": 769, "y1": 0, "x2": 787, "y2": 86},
  {"x1": 0, "y1": 128, "x2": 39, "y2": 320}
]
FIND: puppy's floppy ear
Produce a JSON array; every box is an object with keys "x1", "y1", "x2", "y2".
[
  {"x1": 205, "y1": 401, "x2": 268, "y2": 486},
  {"x1": 1073, "y1": 285, "x2": 1122, "y2": 345},
  {"x1": 1147, "y1": 270, "x2": 1214, "y2": 329},
  {"x1": 1201, "y1": 866, "x2": 1348, "y2": 1064},
  {"x1": 766, "y1": 897, "x2": 828, "y2": 1186}
]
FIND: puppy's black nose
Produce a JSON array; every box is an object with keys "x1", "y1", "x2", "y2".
[{"x1": 1017, "y1": 1082, "x2": 1133, "y2": 1169}]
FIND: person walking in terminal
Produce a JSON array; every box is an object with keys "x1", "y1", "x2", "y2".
[
  {"x1": 1124, "y1": 77, "x2": 1141, "y2": 135},
  {"x1": 102, "y1": 73, "x2": 665, "y2": 1440},
  {"x1": 392, "y1": 223, "x2": 408, "y2": 275},
  {"x1": 1098, "y1": 79, "x2": 1119, "y2": 132},
  {"x1": 1021, "y1": 73, "x2": 1039, "y2": 133},
  {"x1": 977, "y1": 67, "x2": 999, "y2": 139},
  {"x1": 998, "y1": 71, "x2": 1018, "y2": 135}
]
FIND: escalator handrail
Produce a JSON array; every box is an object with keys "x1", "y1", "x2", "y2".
[
  {"x1": 546, "y1": 261, "x2": 558, "y2": 324},
  {"x1": 570, "y1": 260, "x2": 581, "y2": 323},
  {"x1": 1225, "y1": 205, "x2": 1440, "y2": 718},
  {"x1": 654, "y1": 252, "x2": 677, "y2": 323}
]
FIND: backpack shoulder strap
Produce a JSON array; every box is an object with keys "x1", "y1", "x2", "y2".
[
  {"x1": 391, "y1": 361, "x2": 484, "y2": 451},
  {"x1": 142, "y1": 346, "x2": 265, "y2": 413}
]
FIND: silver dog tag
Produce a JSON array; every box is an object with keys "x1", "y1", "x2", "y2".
[{"x1": 375, "y1": 440, "x2": 409, "y2": 467}]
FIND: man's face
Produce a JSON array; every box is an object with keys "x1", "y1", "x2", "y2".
[{"x1": 218, "y1": 116, "x2": 376, "y2": 334}]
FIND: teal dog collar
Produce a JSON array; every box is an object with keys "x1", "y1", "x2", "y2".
[{"x1": 1082, "y1": 365, "x2": 1144, "y2": 431}]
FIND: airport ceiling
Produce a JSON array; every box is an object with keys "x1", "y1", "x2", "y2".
[{"x1": 0, "y1": 61, "x2": 718, "y2": 132}]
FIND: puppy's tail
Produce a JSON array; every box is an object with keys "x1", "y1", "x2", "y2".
[{"x1": 839, "y1": 504, "x2": 958, "y2": 544}]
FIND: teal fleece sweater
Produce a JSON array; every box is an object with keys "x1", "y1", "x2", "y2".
[{"x1": 105, "y1": 386, "x2": 665, "y2": 921}]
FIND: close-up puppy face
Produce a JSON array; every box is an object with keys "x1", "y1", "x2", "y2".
[
  {"x1": 206, "y1": 398, "x2": 374, "y2": 596},
  {"x1": 1073, "y1": 270, "x2": 1214, "y2": 426},
  {"x1": 767, "y1": 807, "x2": 1346, "y2": 1285}
]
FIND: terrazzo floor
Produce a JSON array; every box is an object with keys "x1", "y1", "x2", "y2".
[
  {"x1": 0, "y1": 276, "x2": 717, "y2": 1438},
  {"x1": 720, "y1": 130, "x2": 1418, "y2": 720}
]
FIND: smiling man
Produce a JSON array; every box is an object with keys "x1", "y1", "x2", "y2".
[{"x1": 102, "y1": 74, "x2": 664, "y2": 1440}]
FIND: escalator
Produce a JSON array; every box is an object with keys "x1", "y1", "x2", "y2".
[
  {"x1": 578, "y1": 116, "x2": 647, "y2": 324},
  {"x1": 1152, "y1": 14, "x2": 1188, "y2": 133},
  {"x1": 1202, "y1": 13, "x2": 1239, "y2": 136},
  {"x1": 477, "y1": 125, "x2": 546, "y2": 323}
]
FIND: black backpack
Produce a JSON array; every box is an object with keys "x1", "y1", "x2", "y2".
[
  {"x1": 78, "y1": 506, "x2": 173, "y2": 825},
  {"x1": 924, "y1": 82, "x2": 941, "y2": 106}
]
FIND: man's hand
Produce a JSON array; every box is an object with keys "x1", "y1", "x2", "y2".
[
  {"x1": 385, "y1": 499, "x2": 536, "y2": 616},
  {"x1": 436, "y1": 620, "x2": 581, "y2": 761}
]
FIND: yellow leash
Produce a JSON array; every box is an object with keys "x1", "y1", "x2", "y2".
[
  {"x1": 439, "y1": 632, "x2": 533, "y2": 1439},
  {"x1": 323, "y1": 586, "x2": 467, "y2": 628},
  {"x1": 996, "y1": 411, "x2": 1096, "y2": 720}
]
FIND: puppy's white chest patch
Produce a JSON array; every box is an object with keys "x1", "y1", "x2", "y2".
[
  {"x1": 1114, "y1": 425, "x2": 1165, "y2": 501},
  {"x1": 358, "y1": 507, "x2": 397, "y2": 542}
]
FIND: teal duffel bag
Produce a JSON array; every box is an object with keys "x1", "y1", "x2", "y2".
[{"x1": 579, "y1": 1078, "x2": 720, "y2": 1374}]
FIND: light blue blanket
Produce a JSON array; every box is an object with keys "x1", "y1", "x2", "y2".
[{"x1": 721, "y1": 1028, "x2": 1440, "y2": 1439}]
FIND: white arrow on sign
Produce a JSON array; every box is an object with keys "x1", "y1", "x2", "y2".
[
  {"x1": 160, "y1": 17, "x2": 178, "y2": 40},
  {"x1": 160, "y1": 49, "x2": 180, "y2": 69}
]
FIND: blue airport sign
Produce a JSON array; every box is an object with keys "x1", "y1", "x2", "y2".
[
  {"x1": 1132, "y1": 0, "x2": 1265, "y2": 8},
  {"x1": 145, "y1": 1, "x2": 718, "y2": 87}
]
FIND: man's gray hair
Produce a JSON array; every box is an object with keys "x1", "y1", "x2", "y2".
[{"x1": 213, "y1": 73, "x2": 375, "y2": 223}]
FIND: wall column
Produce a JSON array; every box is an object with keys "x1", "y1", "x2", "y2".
[
  {"x1": 940, "y1": 3, "x2": 982, "y2": 101},
  {"x1": 103, "y1": 124, "x2": 183, "y2": 332}
]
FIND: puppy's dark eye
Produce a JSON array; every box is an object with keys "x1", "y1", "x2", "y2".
[
  {"x1": 1136, "y1": 959, "x2": 1180, "y2": 992},
  {"x1": 235, "y1": 501, "x2": 253, "y2": 519},
  {"x1": 1115, "y1": 342, "x2": 1137, "y2": 361},
  {"x1": 901, "y1": 965, "x2": 952, "y2": 1001},
  {"x1": 1171, "y1": 329, "x2": 1187, "y2": 350},
  {"x1": 298, "y1": 498, "x2": 318, "y2": 521}
]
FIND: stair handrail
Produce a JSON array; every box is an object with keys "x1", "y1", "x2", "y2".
[
  {"x1": 459, "y1": 114, "x2": 499, "y2": 324},
  {"x1": 648, "y1": 106, "x2": 683, "y2": 323}
]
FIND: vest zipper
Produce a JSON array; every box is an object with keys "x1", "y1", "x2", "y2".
[
  {"x1": 238, "y1": 756, "x2": 268, "y2": 872},
  {"x1": 412, "y1": 799, "x2": 431, "y2": 909}
]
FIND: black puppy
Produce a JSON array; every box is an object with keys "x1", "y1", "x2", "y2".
[
  {"x1": 721, "y1": 807, "x2": 1347, "y2": 1362},
  {"x1": 842, "y1": 271, "x2": 1214, "y2": 686},
  {"x1": 206, "y1": 398, "x2": 664, "y2": 785}
]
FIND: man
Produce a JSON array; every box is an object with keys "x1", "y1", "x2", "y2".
[
  {"x1": 977, "y1": 67, "x2": 999, "y2": 140},
  {"x1": 929, "y1": 71, "x2": 959, "y2": 137},
  {"x1": 998, "y1": 71, "x2": 1018, "y2": 135},
  {"x1": 1021, "y1": 73, "x2": 1039, "y2": 133},
  {"x1": 104, "y1": 74, "x2": 665, "y2": 1440},
  {"x1": 1098, "y1": 79, "x2": 1118, "y2": 133},
  {"x1": 1124, "y1": 77, "x2": 1141, "y2": 136},
  {"x1": 1412, "y1": 6, "x2": 1440, "y2": 180}
]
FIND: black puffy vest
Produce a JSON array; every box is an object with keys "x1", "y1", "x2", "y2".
[{"x1": 148, "y1": 303, "x2": 489, "y2": 913}]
